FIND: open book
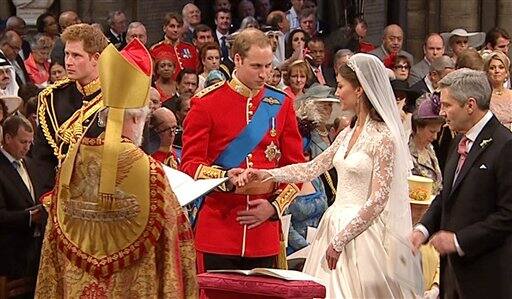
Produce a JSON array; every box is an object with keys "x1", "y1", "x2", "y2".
[
  {"x1": 208, "y1": 268, "x2": 323, "y2": 284},
  {"x1": 162, "y1": 165, "x2": 228, "y2": 206}
]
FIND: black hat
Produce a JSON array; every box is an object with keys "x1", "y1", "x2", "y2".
[{"x1": 390, "y1": 80, "x2": 421, "y2": 102}]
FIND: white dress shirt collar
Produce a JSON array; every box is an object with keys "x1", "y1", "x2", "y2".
[{"x1": 464, "y1": 110, "x2": 493, "y2": 151}]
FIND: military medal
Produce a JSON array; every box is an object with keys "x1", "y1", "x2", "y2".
[
  {"x1": 265, "y1": 141, "x2": 281, "y2": 162},
  {"x1": 270, "y1": 117, "x2": 277, "y2": 137}
]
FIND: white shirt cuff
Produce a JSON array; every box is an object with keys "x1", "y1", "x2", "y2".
[
  {"x1": 453, "y1": 234, "x2": 465, "y2": 256},
  {"x1": 414, "y1": 224, "x2": 429, "y2": 240}
]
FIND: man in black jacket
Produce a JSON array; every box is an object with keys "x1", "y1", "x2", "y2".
[
  {"x1": 0, "y1": 115, "x2": 44, "y2": 292},
  {"x1": 31, "y1": 24, "x2": 108, "y2": 200},
  {"x1": 411, "y1": 69, "x2": 512, "y2": 298}
]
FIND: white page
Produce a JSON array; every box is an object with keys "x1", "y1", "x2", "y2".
[
  {"x1": 306, "y1": 226, "x2": 318, "y2": 244},
  {"x1": 162, "y1": 165, "x2": 228, "y2": 206},
  {"x1": 286, "y1": 245, "x2": 311, "y2": 260}
]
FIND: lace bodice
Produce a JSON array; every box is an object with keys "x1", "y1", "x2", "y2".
[{"x1": 267, "y1": 119, "x2": 395, "y2": 252}]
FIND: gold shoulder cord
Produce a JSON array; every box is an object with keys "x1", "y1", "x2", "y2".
[
  {"x1": 38, "y1": 87, "x2": 61, "y2": 158},
  {"x1": 323, "y1": 171, "x2": 336, "y2": 197},
  {"x1": 38, "y1": 79, "x2": 103, "y2": 165}
]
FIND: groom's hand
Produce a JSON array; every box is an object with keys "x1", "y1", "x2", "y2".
[
  {"x1": 236, "y1": 199, "x2": 276, "y2": 229},
  {"x1": 429, "y1": 230, "x2": 456, "y2": 255}
]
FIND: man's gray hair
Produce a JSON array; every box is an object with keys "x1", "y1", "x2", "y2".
[
  {"x1": 127, "y1": 22, "x2": 146, "y2": 33},
  {"x1": 438, "y1": 68, "x2": 491, "y2": 110},
  {"x1": 98, "y1": 106, "x2": 150, "y2": 127},
  {"x1": 334, "y1": 49, "x2": 353, "y2": 62}
]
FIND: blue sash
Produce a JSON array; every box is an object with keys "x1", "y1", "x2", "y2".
[{"x1": 215, "y1": 88, "x2": 285, "y2": 168}]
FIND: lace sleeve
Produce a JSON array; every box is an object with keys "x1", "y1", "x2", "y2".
[
  {"x1": 331, "y1": 133, "x2": 395, "y2": 252},
  {"x1": 266, "y1": 128, "x2": 349, "y2": 183}
]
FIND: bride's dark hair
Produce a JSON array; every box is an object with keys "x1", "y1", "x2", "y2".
[{"x1": 338, "y1": 64, "x2": 384, "y2": 124}]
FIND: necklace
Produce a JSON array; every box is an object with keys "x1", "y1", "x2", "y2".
[{"x1": 493, "y1": 88, "x2": 504, "y2": 96}]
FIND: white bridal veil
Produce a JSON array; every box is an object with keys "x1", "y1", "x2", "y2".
[{"x1": 347, "y1": 53, "x2": 423, "y2": 293}]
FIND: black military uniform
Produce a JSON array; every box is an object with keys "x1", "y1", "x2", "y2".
[{"x1": 32, "y1": 78, "x2": 104, "y2": 199}]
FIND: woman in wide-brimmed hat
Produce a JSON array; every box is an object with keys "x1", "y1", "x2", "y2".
[{"x1": 441, "y1": 28, "x2": 485, "y2": 63}]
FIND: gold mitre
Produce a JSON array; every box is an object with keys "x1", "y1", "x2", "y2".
[{"x1": 98, "y1": 38, "x2": 153, "y2": 198}]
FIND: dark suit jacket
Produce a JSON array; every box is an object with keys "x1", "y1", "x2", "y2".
[
  {"x1": 21, "y1": 39, "x2": 31, "y2": 61},
  {"x1": 420, "y1": 116, "x2": 512, "y2": 298},
  {"x1": 31, "y1": 81, "x2": 103, "y2": 199},
  {"x1": 0, "y1": 152, "x2": 43, "y2": 278},
  {"x1": 410, "y1": 78, "x2": 430, "y2": 95},
  {"x1": 0, "y1": 51, "x2": 32, "y2": 86},
  {"x1": 307, "y1": 66, "x2": 334, "y2": 88},
  {"x1": 105, "y1": 29, "x2": 126, "y2": 50}
]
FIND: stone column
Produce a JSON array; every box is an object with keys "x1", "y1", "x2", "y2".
[
  {"x1": 59, "y1": 0, "x2": 77, "y2": 12},
  {"x1": 407, "y1": 0, "x2": 428, "y2": 62},
  {"x1": 497, "y1": 0, "x2": 512, "y2": 32},
  {"x1": 440, "y1": 0, "x2": 480, "y2": 31}
]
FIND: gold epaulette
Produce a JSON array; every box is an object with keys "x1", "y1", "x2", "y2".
[
  {"x1": 264, "y1": 84, "x2": 286, "y2": 95},
  {"x1": 194, "y1": 81, "x2": 225, "y2": 98},
  {"x1": 39, "y1": 78, "x2": 73, "y2": 100},
  {"x1": 271, "y1": 184, "x2": 300, "y2": 217},
  {"x1": 37, "y1": 78, "x2": 74, "y2": 159}
]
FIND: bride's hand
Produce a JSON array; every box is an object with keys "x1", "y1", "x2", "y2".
[
  {"x1": 325, "y1": 243, "x2": 341, "y2": 270},
  {"x1": 237, "y1": 168, "x2": 272, "y2": 187}
]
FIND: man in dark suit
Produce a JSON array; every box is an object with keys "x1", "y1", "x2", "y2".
[
  {"x1": 411, "y1": 69, "x2": 512, "y2": 298},
  {"x1": 105, "y1": 10, "x2": 128, "y2": 49},
  {"x1": 306, "y1": 37, "x2": 334, "y2": 87},
  {"x1": 0, "y1": 115, "x2": 44, "y2": 292},
  {"x1": 213, "y1": 9, "x2": 233, "y2": 62},
  {"x1": 0, "y1": 30, "x2": 31, "y2": 86}
]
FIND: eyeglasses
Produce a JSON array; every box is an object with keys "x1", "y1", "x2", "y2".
[
  {"x1": 394, "y1": 64, "x2": 410, "y2": 70},
  {"x1": 157, "y1": 126, "x2": 182, "y2": 135}
]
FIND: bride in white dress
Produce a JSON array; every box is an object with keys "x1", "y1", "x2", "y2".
[{"x1": 237, "y1": 54, "x2": 423, "y2": 298}]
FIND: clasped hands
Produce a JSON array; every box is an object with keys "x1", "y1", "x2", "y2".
[{"x1": 227, "y1": 168, "x2": 276, "y2": 229}]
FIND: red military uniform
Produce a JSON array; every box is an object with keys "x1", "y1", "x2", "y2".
[
  {"x1": 181, "y1": 76, "x2": 305, "y2": 259},
  {"x1": 152, "y1": 149, "x2": 179, "y2": 169},
  {"x1": 150, "y1": 39, "x2": 199, "y2": 79}
]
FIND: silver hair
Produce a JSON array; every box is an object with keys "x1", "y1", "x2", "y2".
[
  {"x1": 334, "y1": 49, "x2": 354, "y2": 62},
  {"x1": 98, "y1": 106, "x2": 150, "y2": 128},
  {"x1": 127, "y1": 22, "x2": 146, "y2": 33},
  {"x1": 29, "y1": 33, "x2": 51, "y2": 50},
  {"x1": 239, "y1": 16, "x2": 259, "y2": 30},
  {"x1": 438, "y1": 68, "x2": 491, "y2": 110},
  {"x1": 182, "y1": 3, "x2": 197, "y2": 18}
]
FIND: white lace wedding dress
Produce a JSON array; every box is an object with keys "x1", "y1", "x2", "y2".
[{"x1": 268, "y1": 118, "x2": 414, "y2": 298}]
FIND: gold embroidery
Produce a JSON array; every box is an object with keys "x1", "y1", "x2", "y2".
[
  {"x1": 38, "y1": 81, "x2": 104, "y2": 163},
  {"x1": 194, "y1": 164, "x2": 226, "y2": 179},
  {"x1": 194, "y1": 80, "x2": 224, "y2": 98},
  {"x1": 76, "y1": 77, "x2": 101, "y2": 96},
  {"x1": 272, "y1": 184, "x2": 299, "y2": 216}
]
